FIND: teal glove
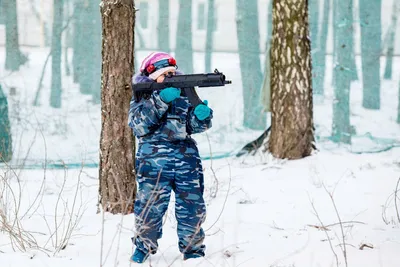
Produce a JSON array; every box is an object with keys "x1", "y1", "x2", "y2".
[
  {"x1": 159, "y1": 87, "x2": 181, "y2": 103},
  {"x1": 194, "y1": 100, "x2": 211, "y2": 121}
]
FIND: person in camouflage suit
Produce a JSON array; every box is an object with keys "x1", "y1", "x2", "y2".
[{"x1": 128, "y1": 52, "x2": 213, "y2": 263}]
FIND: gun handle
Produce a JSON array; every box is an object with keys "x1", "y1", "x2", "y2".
[{"x1": 183, "y1": 87, "x2": 203, "y2": 107}]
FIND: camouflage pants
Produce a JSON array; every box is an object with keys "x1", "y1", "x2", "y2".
[{"x1": 133, "y1": 140, "x2": 206, "y2": 256}]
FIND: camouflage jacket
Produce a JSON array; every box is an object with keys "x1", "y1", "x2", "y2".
[{"x1": 128, "y1": 72, "x2": 213, "y2": 143}]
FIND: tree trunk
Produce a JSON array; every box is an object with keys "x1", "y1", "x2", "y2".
[
  {"x1": 78, "y1": 1, "x2": 102, "y2": 102},
  {"x1": 90, "y1": 0, "x2": 102, "y2": 104},
  {"x1": 313, "y1": 0, "x2": 329, "y2": 95},
  {"x1": 0, "y1": 0, "x2": 4, "y2": 25},
  {"x1": 332, "y1": 0, "x2": 357, "y2": 85},
  {"x1": 309, "y1": 0, "x2": 322, "y2": 93},
  {"x1": 205, "y1": 0, "x2": 215, "y2": 73},
  {"x1": 4, "y1": 0, "x2": 27, "y2": 71},
  {"x1": 269, "y1": 0, "x2": 314, "y2": 159},
  {"x1": 175, "y1": 0, "x2": 193, "y2": 73},
  {"x1": 266, "y1": 0, "x2": 273, "y2": 42},
  {"x1": 64, "y1": 0, "x2": 71, "y2": 76},
  {"x1": 0, "y1": 85, "x2": 12, "y2": 162},
  {"x1": 331, "y1": 0, "x2": 352, "y2": 144},
  {"x1": 384, "y1": 0, "x2": 397, "y2": 80},
  {"x1": 260, "y1": 0, "x2": 273, "y2": 113},
  {"x1": 331, "y1": 0, "x2": 337, "y2": 87},
  {"x1": 72, "y1": 0, "x2": 84, "y2": 84},
  {"x1": 348, "y1": 0, "x2": 358, "y2": 81},
  {"x1": 308, "y1": 0, "x2": 319, "y2": 57},
  {"x1": 359, "y1": 0, "x2": 381, "y2": 109},
  {"x1": 398, "y1": 80, "x2": 400, "y2": 123},
  {"x1": 157, "y1": 0, "x2": 170, "y2": 52},
  {"x1": 50, "y1": 0, "x2": 64, "y2": 108},
  {"x1": 99, "y1": 0, "x2": 136, "y2": 214},
  {"x1": 236, "y1": 0, "x2": 265, "y2": 130}
]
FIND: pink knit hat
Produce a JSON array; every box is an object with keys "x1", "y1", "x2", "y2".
[{"x1": 139, "y1": 52, "x2": 177, "y2": 80}]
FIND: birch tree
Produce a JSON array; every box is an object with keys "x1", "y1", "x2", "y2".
[
  {"x1": 50, "y1": 0, "x2": 64, "y2": 108},
  {"x1": 157, "y1": 0, "x2": 170, "y2": 52},
  {"x1": 3, "y1": 0, "x2": 27, "y2": 71},
  {"x1": 359, "y1": 0, "x2": 382, "y2": 109},
  {"x1": 175, "y1": 0, "x2": 193, "y2": 73},
  {"x1": 312, "y1": 0, "x2": 329, "y2": 95},
  {"x1": 236, "y1": 0, "x2": 265, "y2": 130},
  {"x1": 205, "y1": 0, "x2": 215, "y2": 73},
  {"x1": 384, "y1": 1, "x2": 398, "y2": 80},
  {"x1": 269, "y1": 0, "x2": 314, "y2": 159},
  {"x1": 332, "y1": 0, "x2": 352, "y2": 144}
]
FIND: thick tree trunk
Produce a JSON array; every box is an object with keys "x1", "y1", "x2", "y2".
[
  {"x1": 269, "y1": 0, "x2": 314, "y2": 159},
  {"x1": 205, "y1": 0, "x2": 215, "y2": 73},
  {"x1": 4, "y1": 0, "x2": 27, "y2": 71},
  {"x1": 359, "y1": 0, "x2": 381, "y2": 109},
  {"x1": 50, "y1": 0, "x2": 64, "y2": 108},
  {"x1": 99, "y1": 0, "x2": 136, "y2": 214},
  {"x1": 175, "y1": 0, "x2": 193, "y2": 73},
  {"x1": 157, "y1": 0, "x2": 170, "y2": 52},
  {"x1": 236, "y1": 0, "x2": 265, "y2": 130},
  {"x1": 332, "y1": 0, "x2": 352, "y2": 144}
]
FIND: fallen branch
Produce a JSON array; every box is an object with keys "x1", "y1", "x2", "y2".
[{"x1": 359, "y1": 243, "x2": 374, "y2": 250}]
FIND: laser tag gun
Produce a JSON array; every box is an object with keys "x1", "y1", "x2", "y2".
[{"x1": 133, "y1": 69, "x2": 232, "y2": 107}]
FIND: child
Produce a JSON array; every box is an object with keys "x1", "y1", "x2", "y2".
[{"x1": 128, "y1": 52, "x2": 213, "y2": 263}]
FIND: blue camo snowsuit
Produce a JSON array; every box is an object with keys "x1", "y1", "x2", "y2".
[{"x1": 128, "y1": 71, "x2": 213, "y2": 257}]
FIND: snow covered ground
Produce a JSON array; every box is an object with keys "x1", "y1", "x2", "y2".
[
  {"x1": 1, "y1": 147, "x2": 400, "y2": 267},
  {"x1": 0, "y1": 47, "x2": 400, "y2": 267}
]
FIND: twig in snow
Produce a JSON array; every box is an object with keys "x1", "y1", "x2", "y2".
[
  {"x1": 395, "y1": 177, "x2": 400, "y2": 223},
  {"x1": 309, "y1": 195, "x2": 339, "y2": 267},
  {"x1": 323, "y1": 184, "x2": 348, "y2": 267},
  {"x1": 205, "y1": 132, "x2": 219, "y2": 199},
  {"x1": 359, "y1": 243, "x2": 374, "y2": 250}
]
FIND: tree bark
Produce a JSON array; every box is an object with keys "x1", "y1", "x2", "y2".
[
  {"x1": 359, "y1": 0, "x2": 381, "y2": 109},
  {"x1": 269, "y1": 0, "x2": 314, "y2": 159},
  {"x1": 4, "y1": 0, "x2": 27, "y2": 71},
  {"x1": 332, "y1": 0, "x2": 352, "y2": 144},
  {"x1": 236, "y1": 0, "x2": 265, "y2": 130},
  {"x1": 50, "y1": 0, "x2": 64, "y2": 108},
  {"x1": 99, "y1": 0, "x2": 136, "y2": 214}
]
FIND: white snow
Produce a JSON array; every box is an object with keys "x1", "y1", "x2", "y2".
[{"x1": 0, "y1": 45, "x2": 399, "y2": 267}]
